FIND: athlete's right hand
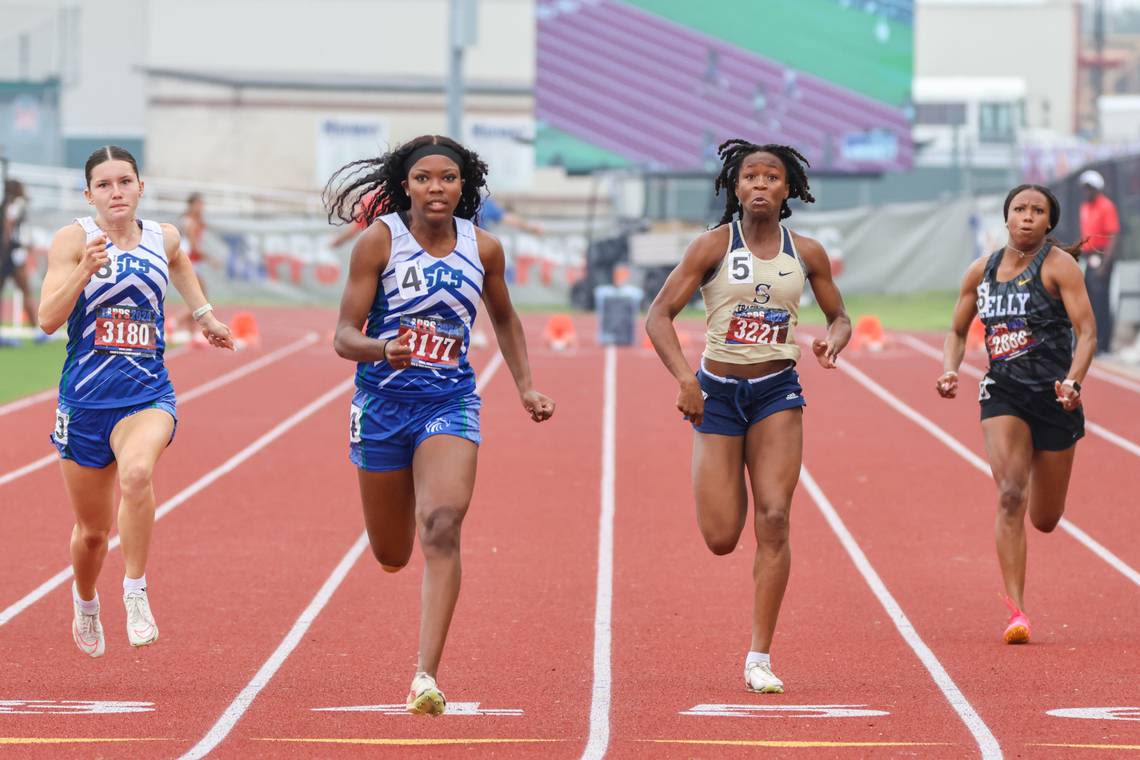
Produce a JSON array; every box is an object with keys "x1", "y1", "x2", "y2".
[
  {"x1": 80, "y1": 235, "x2": 111, "y2": 279},
  {"x1": 677, "y1": 377, "x2": 705, "y2": 426},
  {"x1": 936, "y1": 370, "x2": 959, "y2": 398},
  {"x1": 382, "y1": 330, "x2": 415, "y2": 369}
]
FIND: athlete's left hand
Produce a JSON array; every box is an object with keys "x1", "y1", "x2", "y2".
[
  {"x1": 200, "y1": 314, "x2": 235, "y2": 351},
  {"x1": 812, "y1": 337, "x2": 841, "y2": 369},
  {"x1": 1054, "y1": 380, "x2": 1082, "y2": 411},
  {"x1": 521, "y1": 389, "x2": 555, "y2": 422}
]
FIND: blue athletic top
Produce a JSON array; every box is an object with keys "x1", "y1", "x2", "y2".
[
  {"x1": 356, "y1": 212, "x2": 485, "y2": 400},
  {"x1": 58, "y1": 217, "x2": 174, "y2": 409}
]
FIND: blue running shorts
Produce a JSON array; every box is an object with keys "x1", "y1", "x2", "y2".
[
  {"x1": 692, "y1": 365, "x2": 806, "y2": 436},
  {"x1": 51, "y1": 391, "x2": 178, "y2": 468},
  {"x1": 349, "y1": 388, "x2": 482, "y2": 472}
]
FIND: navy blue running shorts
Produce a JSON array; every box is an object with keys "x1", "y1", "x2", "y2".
[{"x1": 692, "y1": 365, "x2": 806, "y2": 436}]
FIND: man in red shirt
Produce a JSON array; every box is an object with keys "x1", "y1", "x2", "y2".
[{"x1": 1079, "y1": 169, "x2": 1119, "y2": 354}]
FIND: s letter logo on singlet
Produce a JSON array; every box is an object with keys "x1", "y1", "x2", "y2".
[
  {"x1": 728, "y1": 250, "x2": 753, "y2": 284},
  {"x1": 975, "y1": 280, "x2": 990, "y2": 314},
  {"x1": 753, "y1": 283, "x2": 771, "y2": 305}
]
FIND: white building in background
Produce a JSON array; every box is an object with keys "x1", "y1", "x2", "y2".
[
  {"x1": 911, "y1": 76, "x2": 1027, "y2": 168},
  {"x1": 1099, "y1": 95, "x2": 1140, "y2": 142},
  {"x1": 141, "y1": 0, "x2": 538, "y2": 192},
  {"x1": 0, "y1": 0, "x2": 147, "y2": 167},
  {"x1": 915, "y1": 0, "x2": 1080, "y2": 134},
  {"x1": 0, "y1": 0, "x2": 546, "y2": 195}
]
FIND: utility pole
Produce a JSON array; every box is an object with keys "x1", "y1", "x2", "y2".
[
  {"x1": 1093, "y1": 0, "x2": 1105, "y2": 139},
  {"x1": 446, "y1": 0, "x2": 478, "y2": 141}
]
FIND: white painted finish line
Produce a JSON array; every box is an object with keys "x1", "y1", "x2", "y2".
[
  {"x1": 681, "y1": 704, "x2": 890, "y2": 719},
  {"x1": 312, "y1": 702, "x2": 522, "y2": 717},
  {"x1": 0, "y1": 700, "x2": 154, "y2": 715},
  {"x1": 1047, "y1": 706, "x2": 1140, "y2": 721}
]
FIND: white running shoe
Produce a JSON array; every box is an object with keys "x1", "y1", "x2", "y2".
[
  {"x1": 406, "y1": 672, "x2": 446, "y2": 716},
  {"x1": 72, "y1": 598, "x2": 105, "y2": 658},
  {"x1": 744, "y1": 661, "x2": 785, "y2": 694},
  {"x1": 124, "y1": 589, "x2": 159, "y2": 647}
]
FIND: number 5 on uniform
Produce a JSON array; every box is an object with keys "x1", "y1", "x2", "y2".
[{"x1": 729, "y1": 250, "x2": 753, "y2": 284}]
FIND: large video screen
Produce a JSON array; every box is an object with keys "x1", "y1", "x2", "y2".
[{"x1": 536, "y1": 0, "x2": 913, "y2": 174}]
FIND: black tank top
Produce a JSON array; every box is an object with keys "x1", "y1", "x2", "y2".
[{"x1": 977, "y1": 244, "x2": 1072, "y2": 392}]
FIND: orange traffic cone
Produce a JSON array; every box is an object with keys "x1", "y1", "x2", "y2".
[
  {"x1": 966, "y1": 317, "x2": 986, "y2": 353},
  {"x1": 230, "y1": 311, "x2": 260, "y2": 349},
  {"x1": 543, "y1": 314, "x2": 577, "y2": 351},
  {"x1": 849, "y1": 315, "x2": 885, "y2": 352}
]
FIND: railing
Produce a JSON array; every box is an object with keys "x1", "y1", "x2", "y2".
[{"x1": 4, "y1": 161, "x2": 326, "y2": 219}]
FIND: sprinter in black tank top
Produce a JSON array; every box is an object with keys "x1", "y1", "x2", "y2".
[{"x1": 936, "y1": 185, "x2": 1096, "y2": 645}]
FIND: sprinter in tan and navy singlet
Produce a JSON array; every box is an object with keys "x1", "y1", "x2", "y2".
[
  {"x1": 646, "y1": 140, "x2": 852, "y2": 695},
  {"x1": 701, "y1": 218, "x2": 807, "y2": 366}
]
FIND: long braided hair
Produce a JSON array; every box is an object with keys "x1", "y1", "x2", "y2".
[
  {"x1": 324, "y1": 135, "x2": 489, "y2": 225},
  {"x1": 713, "y1": 139, "x2": 814, "y2": 225}
]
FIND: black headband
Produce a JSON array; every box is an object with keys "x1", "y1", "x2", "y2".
[{"x1": 402, "y1": 144, "x2": 465, "y2": 177}]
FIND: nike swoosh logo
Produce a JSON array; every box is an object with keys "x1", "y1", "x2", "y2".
[
  {"x1": 74, "y1": 623, "x2": 99, "y2": 653},
  {"x1": 1017, "y1": 278, "x2": 1030, "y2": 286},
  {"x1": 778, "y1": 270, "x2": 794, "y2": 277}
]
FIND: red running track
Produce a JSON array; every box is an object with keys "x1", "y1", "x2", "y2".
[{"x1": 0, "y1": 311, "x2": 1136, "y2": 758}]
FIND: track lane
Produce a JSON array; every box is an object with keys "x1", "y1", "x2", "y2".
[
  {"x1": 0, "y1": 325, "x2": 346, "y2": 615},
  {"x1": 606, "y1": 344, "x2": 993, "y2": 759},
  {"x1": 834, "y1": 332, "x2": 1140, "y2": 578},
  {"x1": 799, "y1": 343, "x2": 1140, "y2": 758},
  {"x1": 181, "y1": 316, "x2": 603, "y2": 758}
]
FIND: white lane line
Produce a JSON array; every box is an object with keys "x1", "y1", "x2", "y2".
[
  {"x1": 0, "y1": 374, "x2": 353, "y2": 627},
  {"x1": 895, "y1": 333, "x2": 1140, "y2": 459},
  {"x1": 180, "y1": 533, "x2": 370, "y2": 760},
  {"x1": 0, "y1": 388, "x2": 57, "y2": 418},
  {"x1": 582, "y1": 346, "x2": 616, "y2": 760},
  {"x1": 0, "y1": 345, "x2": 192, "y2": 418},
  {"x1": 800, "y1": 467, "x2": 1003, "y2": 760},
  {"x1": 1088, "y1": 365, "x2": 1140, "y2": 395},
  {"x1": 0, "y1": 454, "x2": 57, "y2": 489},
  {"x1": 179, "y1": 353, "x2": 504, "y2": 760},
  {"x1": 832, "y1": 345, "x2": 1140, "y2": 589},
  {"x1": 0, "y1": 332, "x2": 319, "y2": 489}
]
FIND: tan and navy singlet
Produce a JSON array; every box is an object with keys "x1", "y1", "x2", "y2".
[{"x1": 701, "y1": 220, "x2": 809, "y2": 365}]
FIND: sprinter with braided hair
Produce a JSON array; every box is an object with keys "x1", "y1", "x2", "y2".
[
  {"x1": 713, "y1": 139, "x2": 815, "y2": 225},
  {"x1": 329, "y1": 135, "x2": 555, "y2": 715},
  {"x1": 646, "y1": 138, "x2": 850, "y2": 694}
]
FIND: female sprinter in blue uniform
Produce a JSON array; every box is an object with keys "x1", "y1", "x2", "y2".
[
  {"x1": 327, "y1": 135, "x2": 555, "y2": 715},
  {"x1": 646, "y1": 140, "x2": 851, "y2": 693},
  {"x1": 38, "y1": 146, "x2": 233, "y2": 658},
  {"x1": 937, "y1": 184, "x2": 1094, "y2": 644}
]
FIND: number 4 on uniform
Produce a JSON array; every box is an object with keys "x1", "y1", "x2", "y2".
[{"x1": 395, "y1": 260, "x2": 427, "y2": 299}]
